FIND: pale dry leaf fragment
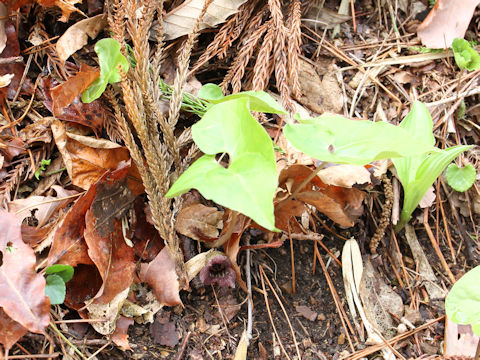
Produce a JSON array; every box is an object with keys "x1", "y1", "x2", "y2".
[
  {"x1": 417, "y1": 0, "x2": 480, "y2": 48},
  {"x1": 359, "y1": 258, "x2": 404, "y2": 339},
  {"x1": 161, "y1": 0, "x2": 248, "y2": 41},
  {"x1": 342, "y1": 238, "x2": 363, "y2": 319},
  {"x1": 318, "y1": 165, "x2": 371, "y2": 188},
  {"x1": 419, "y1": 185, "x2": 435, "y2": 208},
  {"x1": 0, "y1": 73, "x2": 14, "y2": 88},
  {"x1": 444, "y1": 317, "x2": 480, "y2": 357},
  {"x1": 0, "y1": 2, "x2": 7, "y2": 54},
  {"x1": 233, "y1": 330, "x2": 248, "y2": 360},
  {"x1": 56, "y1": 14, "x2": 107, "y2": 62},
  {"x1": 175, "y1": 204, "x2": 223, "y2": 241},
  {"x1": 86, "y1": 287, "x2": 130, "y2": 335},
  {"x1": 404, "y1": 224, "x2": 446, "y2": 299}
]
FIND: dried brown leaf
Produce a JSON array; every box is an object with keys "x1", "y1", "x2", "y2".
[
  {"x1": 56, "y1": 14, "x2": 107, "y2": 61},
  {"x1": 0, "y1": 211, "x2": 50, "y2": 336},
  {"x1": 111, "y1": 316, "x2": 134, "y2": 351},
  {"x1": 175, "y1": 204, "x2": 223, "y2": 241},
  {"x1": 162, "y1": 0, "x2": 248, "y2": 41},
  {"x1": 417, "y1": 0, "x2": 480, "y2": 48},
  {"x1": 140, "y1": 247, "x2": 181, "y2": 307}
]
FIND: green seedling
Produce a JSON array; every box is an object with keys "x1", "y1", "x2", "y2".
[
  {"x1": 445, "y1": 266, "x2": 480, "y2": 336},
  {"x1": 44, "y1": 264, "x2": 74, "y2": 305},
  {"x1": 452, "y1": 38, "x2": 480, "y2": 71},
  {"x1": 166, "y1": 85, "x2": 285, "y2": 231},
  {"x1": 392, "y1": 102, "x2": 471, "y2": 231},
  {"x1": 34, "y1": 159, "x2": 51, "y2": 180},
  {"x1": 82, "y1": 38, "x2": 129, "y2": 103},
  {"x1": 446, "y1": 163, "x2": 476, "y2": 192}
]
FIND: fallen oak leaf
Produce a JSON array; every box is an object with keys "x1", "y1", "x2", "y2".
[{"x1": 0, "y1": 211, "x2": 50, "y2": 336}]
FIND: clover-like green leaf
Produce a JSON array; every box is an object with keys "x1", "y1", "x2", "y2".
[
  {"x1": 445, "y1": 266, "x2": 480, "y2": 336},
  {"x1": 452, "y1": 38, "x2": 480, "y2": 71},
  {"x1": 198, "y1": 83, "x2": 224, "y2": 101},
  {"x1": 82, "y1": 38, "x2": 129, "y2": 103},
  {"x1": 166, "y1": 97, "x2": 278, "y2": 231},
  {"x1": 45, "y1": 274, "x2": 66, "y2": 305},
  {"x1": 283, "y1": 111, "x2": 436, "y2": 166},
  {"x1": 45, "y1": 264, "x2": 74, "y2": 283},
  {"x1": 393, "y1": 101, "x2": 472, "y2": 230},
  {"x1": 446, "y1": 163, "x2": 476, "y2": 192}
]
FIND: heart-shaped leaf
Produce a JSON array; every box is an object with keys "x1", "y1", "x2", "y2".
[
  {"x1": 445, "y1": 266, "x2": 480, "y2": 336},
  {"x1": 446, "y1": 163, "x2": 476, "y2": 192},
  {"x1": 45, "y1": 274, "x2": 66, "y2": 305},
  {"x1": 167, "y1": 97, "x2": 279, "y2": 231},
  {"x1": 45, "y1": 264, "x2": 74, "y2": 283},
  {"x1": 198, "y1": 83, "x2": 224, "y2": 101},
  {"x1": 284, "y1": 110, "x2": 436, "y2": 165}
]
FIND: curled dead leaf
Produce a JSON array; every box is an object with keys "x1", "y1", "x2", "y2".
[{"x1": 175, "y1": 204, "x2": 223, "y2": 241}]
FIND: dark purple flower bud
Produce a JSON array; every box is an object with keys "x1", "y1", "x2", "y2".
[{"x1": 199, "y1": 254, "x2": 236, "y2": 288}]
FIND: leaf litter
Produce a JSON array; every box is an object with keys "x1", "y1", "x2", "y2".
[{"x1": 1, "y1": 0, "x2": 480, "y2": 358}]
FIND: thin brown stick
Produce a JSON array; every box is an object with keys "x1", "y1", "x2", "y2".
[
  {"x1": 288, "y1": 230, "x2": 296, "y2": 295},
  {"x1": 2, "y1": 355, "x2": 60, "y2": 359},
  {"x1": 423, "y1": 208, "x2": 456, "y2": 284},
  {"x1": 438, "y1": 187, "x2": 456, "y2": 262},
  {"x1": 391, "y1": 228, "x2": 414, "y2": 301}
]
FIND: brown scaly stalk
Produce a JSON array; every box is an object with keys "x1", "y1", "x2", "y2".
[
  {"x1": 268, "y1": 0, "x2": 293, "y2": 112},
  {"x1": 286, "y1": 0, "x2": 301, "y2": 98},
  {"x1": 221, "y1": 19, "x2": 270, "y2": 93},
  {"x1": 252, "y1": 25, "x2": 275, "y2": 91},
  {"x1": 190, "y1": 0, "x2": 258, "y2": 75}
]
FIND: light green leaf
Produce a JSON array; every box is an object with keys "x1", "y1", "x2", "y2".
[
  {"x1": 82, "y1": 38, "x2": 129, "y2": 103},
  {"x1": 452, "y1": 38, "x2": 480, "y2": 71},
  {"x1": 394, "y1": 149, "x2": 471, "y2": 230},
  {"x1": 445, "y1": 266, "x2": 480, "y2": 336},
  {"x1": 446, "y1": 163, "x2": 476, "y2": 192},
  {"x1": 198, "y1": 83, "x2": 224, "y2": 101},
  {"x1": 45, "y1": 264, "x2": 74, "y2": 283},
  {"x1": 166, "y1": 98, "x2": 278, "y2": 231},
  {"x1": 209, "y1": 91, "x2": 286, "y2": 114},
  {"x1": 45, "y1": 274, "x2": 66, "y2": 305},
  {"x1": 284, "y1": 114, "x2": 436, "y2": 165}
]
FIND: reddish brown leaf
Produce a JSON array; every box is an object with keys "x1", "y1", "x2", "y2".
[
  {"x1": 140, "y1": 247, "x2": 181, "y2": 307},
  {"x1": 51, "y1": 64, "x2": 100, "y2": 116},
  {"x1": 0, "y1": 211, "x2": 50, "y2": 335},
  {"x1": 51, "y1": 120, "x2": 144, "y2": 193},
  {"x1": 64, "y1": 264, "x2": 102, "y2": 310},
  {"x1": 223, "y1": 211, "x2": 250, "y2": 292},
  {"x1": 47, "y1": 186, "x2": 96, "y2": 267},
  {"x1": 21, "y1": 224, "x2": 52, "y2": 246},
  {"x1": 0, "y1": 22, "x2": 24, "y2": 100},
  {"x1": 0, "y1": 308, "x2": 27, "y2": 352},
  {"x1": 111, "y1": 316, "x2": 134, "y2": 351},
  {"x1": 276, "y1": 165, "x2": 365, "y2": 228},
  {"x1": 132, "y1": 200, "x2": 163, "y2": 262},
  {"x1": 417, "y1": 0, "x2": 480, "y2": 48},
  {"x1": 1, "y1": 137, "x2": 25, "y2": 162},
  {"x1": 41, "y1": 78, "x2": 105, "y2": 135},
  {"x1": 36, "y1": 0, "x2": 82, "y2": 22},
  {"x1": 175, "y1": 204, "x2": 223, "y2": 241},
  {"x1": 84, "y1": 209, "x2": 135, "y2": 304},
  {"x1": 274, "y1": 199, "x2": 305, "y2": 232}
]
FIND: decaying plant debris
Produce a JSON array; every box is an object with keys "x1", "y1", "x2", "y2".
[{"x1": 1, "y1": 0, "x2": 480, "y2": 359}]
